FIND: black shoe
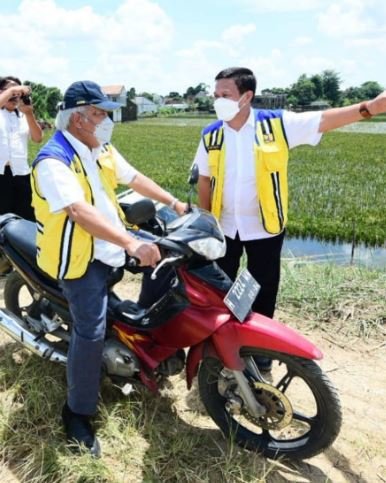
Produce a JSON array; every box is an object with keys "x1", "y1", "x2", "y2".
[{"x1": 62, "y1": 403, "x2": 101, "y2": 457}]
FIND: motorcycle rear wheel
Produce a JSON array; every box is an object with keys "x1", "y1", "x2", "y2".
[
  {"x1": 4, "y1": 270, "x2": 37, "y2": 319},
  {"x1": 198, "y1": 348, "x2": 342, "y2": 460}
]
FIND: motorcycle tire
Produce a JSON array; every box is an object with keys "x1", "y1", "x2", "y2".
[
  {"x1": 198, "y1": 347, "x2": 342, "y2": 460},
  {"x1": 4, "y1": 270, "x2": 38, "y2": 319}
]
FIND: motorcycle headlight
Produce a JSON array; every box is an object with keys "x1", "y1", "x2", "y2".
[{"x1": 188, "y1": 237, "x2": 226, "y2": 260}]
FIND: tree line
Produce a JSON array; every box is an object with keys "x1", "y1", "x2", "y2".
[
  {"x1": 262, "y1": 70, "x2": 383, "y2": 108},
  {"x1": 24, "y1": 80, "x2": 62, "y2": 120},
  {"x1": 129, "y1": 70, "x2": 384, "y2": 110},
  {"x1": 25, "y1": 70, "x2": 384, "y2": 119}
]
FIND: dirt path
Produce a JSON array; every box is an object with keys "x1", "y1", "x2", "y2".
[{"x1": 0, "y1": 276, "x2": 385, "y2": 482}]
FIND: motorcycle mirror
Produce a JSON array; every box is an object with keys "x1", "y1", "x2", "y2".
[
  {"x1": 120, "y1": 198, "x2": 156, "y2": 225},
  {"x1": 186, "y1": 163, "x2": 199, "y2": 212},
  {"x1": 188, "y1": 163, "x2": 199, "y2": 186}
]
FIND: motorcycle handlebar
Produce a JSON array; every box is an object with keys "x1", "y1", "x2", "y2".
[
  {"x1": 125, "y1": 237, "x2": 188, "y2": 278},
  {"x1": 126, "y1": 256, "x2": 140, "y2": 268}
]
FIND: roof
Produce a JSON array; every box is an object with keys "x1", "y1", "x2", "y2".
[{"x1": 102, "y1": 85, "x2": 125, "y2": 96}]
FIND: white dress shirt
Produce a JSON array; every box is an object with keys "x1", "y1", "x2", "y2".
[
  {"x1": 194, "y1": 109, "x2": 323, "y2": 241},
  {"x1": 35, "y1": 130, "x2": 138, "y2": 267},
  {"x1": 0, "y1": 109, "x2": 30, "y2": 175}
]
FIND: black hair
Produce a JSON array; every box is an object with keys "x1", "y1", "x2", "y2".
[
  {"x1": 0, "y1": 76, "x2": 22, "y2": 116},
  {"x1": 215, "y1": 67, "x2": 256, "y2": 95},
  {"x1": 0, "y1": 76, "x2": 22, "y2": 90}
]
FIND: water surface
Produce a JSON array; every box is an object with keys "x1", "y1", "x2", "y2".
[{"x1": 283, "y1": 236, "x2": 386, "y2": 270}]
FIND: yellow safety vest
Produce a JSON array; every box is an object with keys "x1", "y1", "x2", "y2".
[
  {"x1": 31, "y1": 131, "x2": 127, "y2": 280},
  {"x1": 202, "y1": 110, "x2": 289, "y2": 234}
]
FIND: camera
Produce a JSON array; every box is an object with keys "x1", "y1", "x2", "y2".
[{"x1": 21, "y1": 94, "x2": 31, "y2": 105}]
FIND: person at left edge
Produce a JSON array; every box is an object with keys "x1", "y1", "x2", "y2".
[
  {"x1": 31, "y1": 80, "x2": 187, "y2": 457},
  {"x1": 0, "y1": 76, "x2": 43, "y2": 220}
]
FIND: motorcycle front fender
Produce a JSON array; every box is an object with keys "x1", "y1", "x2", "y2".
[{"x1": 185, "y1": 312, "x2": 322, "y2": 389}]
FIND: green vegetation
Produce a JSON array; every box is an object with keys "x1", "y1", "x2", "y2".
[
  {"x1": 111, "y1": 120, "x2": 203, "y2": 201},
  {"x1": 114, "y1": 120, "x2": 386, "y2": 246},
  {"x1": 264, "y1": 70, "x2": 384, "y2": 108},
  {"x1": 29, "y1": 118, "x2": 386, "y2": 246},
  {"x1": 279, "y1": 262, "x2": 386, "y2": 338},
  {"x1": 288, "y1": 131, "x2": 386, "y2": 245},
  {"x1": 24, "y1": 81, "x2": 62, "y2": 120}
]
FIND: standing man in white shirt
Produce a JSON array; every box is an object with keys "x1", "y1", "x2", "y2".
[
  {"x1": 31, "y1": 80, "x2": 187, "y2": 457},
  {"x1": 0, "y1": 76, "x2": 43, "y2": 220},
  {"x1": 194, "y1": 67, "x2": 386, "y2": 370}
]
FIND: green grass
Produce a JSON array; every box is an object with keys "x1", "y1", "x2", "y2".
[
  {"x1": 29, "y1": 119, "x2": 386, "y2": 246},
  {"x1": 288, "y1": 132, "x2": 386, "y2": 245},
  {"x1": 0, "y1": 342, "x2": 278, "y2": 482},
  {"x1": 279, "y1": 261, "x2": 386, "y2": 338},
  {"x1": 111, "y1": 120, "x2": 202, "y2": 201},
  {"x1": 366, "y1": 113, "x2": 386, "y2": 122}
]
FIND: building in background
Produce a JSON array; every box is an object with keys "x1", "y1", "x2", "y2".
[
  {"x1": 102, "y1": 85, "x2": 137, "y2": 121},
  {"x1": 134, "y1": 96, "x2": 159, "y2": 115}
]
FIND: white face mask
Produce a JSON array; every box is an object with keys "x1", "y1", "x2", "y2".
[
  {"x1": 214, "y1": 94, "x2": 246, "y2": 122},
  {"x1": 94, "y1": 116, "x2": 114, "y2": 144}
]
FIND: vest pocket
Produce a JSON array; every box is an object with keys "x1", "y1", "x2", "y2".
[{"x1": 261, "y1": 144, "x2": 283, "y2": 172}]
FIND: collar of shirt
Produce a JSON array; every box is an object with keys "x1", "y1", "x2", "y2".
[
  {"x1": 62, "y1": 130, "x2": 101, "y2": 163},
  {"x1": 223, "y1": 108, "x2": 255, "y2": 133}
]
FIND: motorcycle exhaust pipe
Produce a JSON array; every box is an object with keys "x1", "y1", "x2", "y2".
[{"x1": 0, "y1": 308, "x2": 67, "y2": 364}]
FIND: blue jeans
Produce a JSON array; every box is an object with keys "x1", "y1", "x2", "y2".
[{"x1": 61, "y1": 260, "x2": 111, "y2": 415}]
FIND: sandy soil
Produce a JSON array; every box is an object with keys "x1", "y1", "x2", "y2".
[{"x1": 0, "y1": 275, "x2": 385, "y2": 483}]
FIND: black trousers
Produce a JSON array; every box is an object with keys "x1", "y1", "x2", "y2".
[
  {"x1": 217, "y1": 231, "x2": 285, "y2": 318},
  {"x1": 0, "y1": 166, "x2": 35, "y2": 221}
]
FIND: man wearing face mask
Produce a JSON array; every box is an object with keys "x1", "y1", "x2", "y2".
[
  {"x1": 194, "y1": 67, "x2": 386, "y2": 371},
  {"x1": 31, "y1": 80, "x2": 187, "y2": 456}
]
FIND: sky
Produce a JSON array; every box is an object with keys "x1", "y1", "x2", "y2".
[{"x1": 2, "y1": 0, "x2": 386, "y2": 96}]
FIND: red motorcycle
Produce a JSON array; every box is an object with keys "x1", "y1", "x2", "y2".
[{"x1": 0, "y1": 174, "x2": 341, "y2": 460}]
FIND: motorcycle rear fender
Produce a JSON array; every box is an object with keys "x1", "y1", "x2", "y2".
[{"x1": 185, "y1": 312, "x2": 322, "y2": 389}]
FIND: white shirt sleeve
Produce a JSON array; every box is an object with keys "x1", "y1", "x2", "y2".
[
  {"x1": 193, "y1": 139, "x2": 210, "y2": 177},
  {"x1": 110, "y1": 145, "x2": 138, "y2": 185},
  {"x1": 35, "y1": 159, "x2": 85, "y2": 213},
  {"x1": 282, "y1": 110, "x2": 323, "y2": 149}
]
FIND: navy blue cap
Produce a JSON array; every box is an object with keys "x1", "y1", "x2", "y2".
[{"x1": 60, "y1": 80, "x2": 122, "y2": 111}]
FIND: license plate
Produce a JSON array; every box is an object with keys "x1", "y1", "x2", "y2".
[{"x1": 224, "y1": 268, "x2": 261, "y2": 322}]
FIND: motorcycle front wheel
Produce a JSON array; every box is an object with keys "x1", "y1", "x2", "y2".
[{"x1": 198, "y1": 348, "x2": 342, "y2": 460}]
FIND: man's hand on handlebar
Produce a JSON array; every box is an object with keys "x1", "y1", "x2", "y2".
[
  {"x1": 174, "y1": 200, "x2": 189, "y2": 216},
  {"x1": 125, "y1": 239, "x2": 161, "y2": 267}
]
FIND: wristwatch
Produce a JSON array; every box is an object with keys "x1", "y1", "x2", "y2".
[{"x1": 359, "y1": 102, "x2": 372, "y2": 119}]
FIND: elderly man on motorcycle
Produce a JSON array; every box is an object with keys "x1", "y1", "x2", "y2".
[{"x1": 31, "y1": 80, "x2": 187, "y2": 457}]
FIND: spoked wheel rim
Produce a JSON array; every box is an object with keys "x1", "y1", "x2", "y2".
[
  {"x1": 199, "y1": 348, "x2": 342, "y2": 459},
  {"x1": 223, "y1": 350, "x2": 327, "y2": 447}
]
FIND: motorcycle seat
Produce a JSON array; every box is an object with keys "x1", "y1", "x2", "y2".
[{"x1": 3, "y1": 219, "x2": 37, "y2": 268}]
